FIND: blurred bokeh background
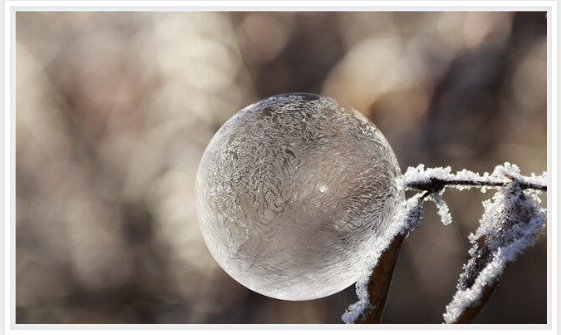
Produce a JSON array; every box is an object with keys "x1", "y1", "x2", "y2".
[{"x1": 15, "y1": 11, "x2": 547, "y2": 324}]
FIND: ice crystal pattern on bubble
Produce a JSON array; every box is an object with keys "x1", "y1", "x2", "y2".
[{"x1": 195, "y1": 93, "x2": 404, "y2": 300}]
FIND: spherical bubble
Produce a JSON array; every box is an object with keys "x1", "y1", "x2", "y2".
[{"x1": 195, "y1": 93, "x2": 404, "y2": 300}]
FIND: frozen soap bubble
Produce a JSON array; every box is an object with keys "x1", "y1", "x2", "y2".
[{"x1": 195, "y1": 93, "x2": 404, "y2": 300}]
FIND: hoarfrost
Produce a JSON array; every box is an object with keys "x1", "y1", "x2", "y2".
[
  {"x1": 400, "y1": 163, "x2": 546, "y2": 193},
  {"x1": 397, "y1": 163, "x2": 546, "y2": 228}
]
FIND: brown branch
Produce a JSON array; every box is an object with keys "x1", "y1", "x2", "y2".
[
  {"x1": 449, "y1": 235, "x2": 500, "y2": 324},
  {"x1": 451, "y1": 280, "x2": 499, "y2": 324},
  {"x1": 354, "y1": 234, "x2": 404, "y2": 324},
  {"x1": 406, "y1": 177, "x2": 547, "y2": 195}
]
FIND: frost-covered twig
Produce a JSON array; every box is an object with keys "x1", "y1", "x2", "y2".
[
  {"x1": 401, "y1": 163, "x2": 547, "y2": 194},
  {"x1": 443, "y1": 182, "x2": 546, "y2": 324},
  {"x1": 343, "y1": 163, "x2": 547, "y2": 324},
  {"x1": 427, "y1": 190, "x2": 452, "y2": 226},
  {"x1": 342, "y1": 194, "x2": 424, "y2": 324},
  {"x1": 399, "y1": 163, "x2": 546, "y2": 228}
]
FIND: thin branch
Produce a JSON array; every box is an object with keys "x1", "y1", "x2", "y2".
[
  {"x1": 400, "y1": 163, "x2": 547, "y2": 196},
  {"x1": 407, "y1": 176, "x2": 547, "y2": 194}
]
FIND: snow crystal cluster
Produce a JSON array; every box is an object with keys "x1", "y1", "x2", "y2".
[{"x1": 493, "y1": 163, "x2": 548, "y2": 190}]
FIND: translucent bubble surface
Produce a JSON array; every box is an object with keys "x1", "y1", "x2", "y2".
[{"x1": 195, "y1": 93, "x2": 404, "y2": 300}]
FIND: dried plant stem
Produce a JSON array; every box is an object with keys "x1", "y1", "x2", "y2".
[{"x1": 354, "y1": 234, "x2": 404, "y2": 324}]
